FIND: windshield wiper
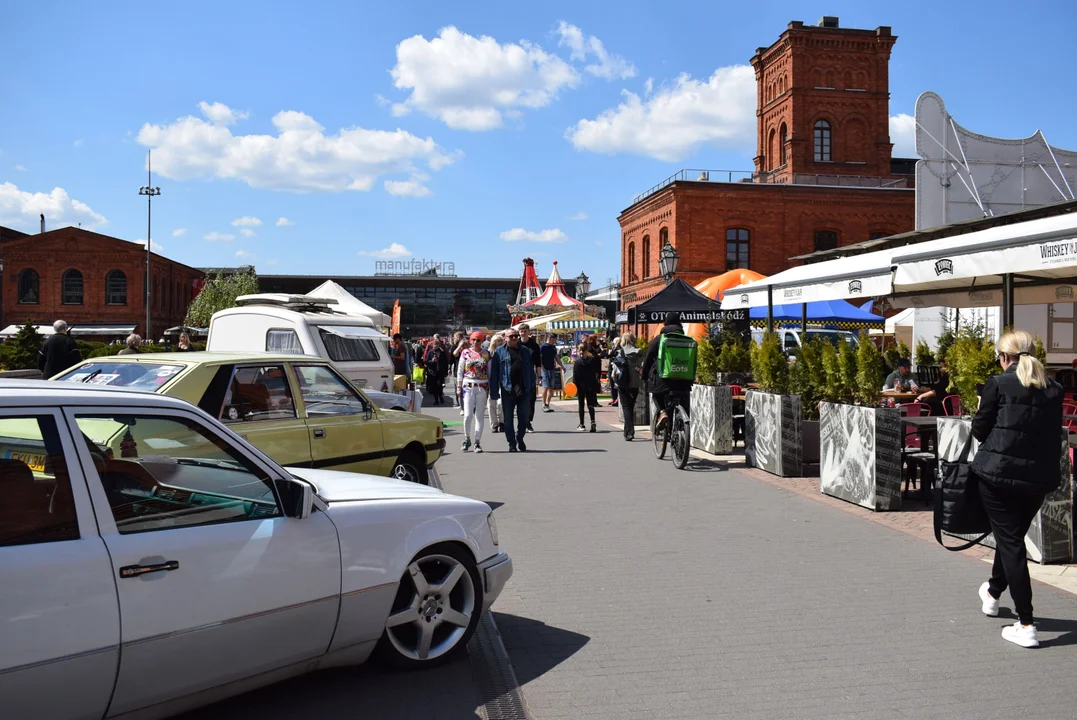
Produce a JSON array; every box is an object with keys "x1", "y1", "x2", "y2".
[{"x1": 81, "y1": 369, "x2": 103, "y2": 384}]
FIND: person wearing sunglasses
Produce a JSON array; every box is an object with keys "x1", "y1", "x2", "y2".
[
  {"x1": 489, "y1": 329, "x2": 536, "y2": 452},
  {"x1": 457, "y1": 331, "x2": 491, "y2": 453}
]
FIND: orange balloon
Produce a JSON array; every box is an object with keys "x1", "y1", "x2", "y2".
[
  {"x1": 563, "y1": 381, "x2": 577, "y2": 399},
  {"x1": 685, "y1": 269, "x2": 768, "y2": 340}
]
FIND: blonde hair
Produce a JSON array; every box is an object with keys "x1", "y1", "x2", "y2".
[
  {"x1": 620, "y1": 331, "x2": 636, "y2": 347},
  {"x1": 610, "y1": 337, "x2": 622, "y2": 349},
  {"x1": 997, "y1": 329, "x2": 1047, "y2": 389},
  {"x1": 489, "y1": 335, "x2": 504, "y2": 351}
]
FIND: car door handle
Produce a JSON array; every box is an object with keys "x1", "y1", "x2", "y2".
[
  {"x1": 119, "y1": 560, "x2": 179, "y2": 579},
  {"x1": 313, "y1": 428, "x2": 326, "y2": 439}
]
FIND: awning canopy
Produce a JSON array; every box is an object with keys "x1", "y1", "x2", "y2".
[
  {"x1": 723, "y1": 251, "x2": 893, "y2": 309},
  {"x1": 748, "y1": 299, "x2": 884, "y2": 329},
  {"x1": 523, "y1": 262, "x2": 582, "y2": 308},
  {"x1": 548, "y1": 319, "x2": 610, "y2": 331},
  {"x1": 634, "y1": 278, "x2": 720, "y2": 323},
  {"x1": 514, "y1": 309, "x2": 598, "y2": 331},
  {"x1": 0, "y1": 324, "x2": 136, "y2": 338}
]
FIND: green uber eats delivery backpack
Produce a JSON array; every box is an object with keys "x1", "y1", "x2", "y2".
[{"x1": 657, "y1": 332, "x2": 698, "y2": 381}]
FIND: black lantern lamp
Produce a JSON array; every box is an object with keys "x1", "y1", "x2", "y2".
[
  {"x1": 575, "y1": 272, "x2": 591, "y2": 299},
  {"x1": 659, "y1": 242, "x2": 679, "y2": 285}
]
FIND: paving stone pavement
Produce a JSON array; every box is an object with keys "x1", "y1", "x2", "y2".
[{"x1": 435, "y1": 400, "x2": 1077, "y2": 720}]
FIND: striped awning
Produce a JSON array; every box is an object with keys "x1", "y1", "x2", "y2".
[{"x1": 549, "y1": 319, "x2": 610, "y2": 330}]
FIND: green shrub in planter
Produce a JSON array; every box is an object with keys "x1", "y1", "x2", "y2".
[
  {"x1": 717, "y1": 339, "x2": 751, "y2": 375},
  {"x1": 750, "y1": 332, "x2": 788, "y2": 395},
  {"x1": 883, "y1": 342, "x2": 901, "y2": 370},
  {"x1": 896, "y1": 339, "x2": 911, "y2": 362},
  {"x1": 0, "y1": 321, "x2": 43, "y2": 370},
  {"x1": 838, "y1": 340, "x2": 858, "y2": 401},
  {"x1": 950, "y1": 329, "x2": 1000, "y2": 414},
  {"x1": 1034, "y1": 335, "x2": 1047, "y2": 365},
  {"x1": 820, "y1": 341, "x2": 841, "y2": 403},
  {"x1": 914, "y1": 340, "x2": 935, "y2": 368},
  {"x1": 790, "y1": 338, "x2": 824, "y2": 420},
  {"x1": 856, "y1": 337, "x2": 885, "y2": 406},
  {"x1": 935, "y1": 328, "x2": 955, "y2": 365},
  {"x1": 696, "y1": 334, "x2": 719, "y2": 385}
]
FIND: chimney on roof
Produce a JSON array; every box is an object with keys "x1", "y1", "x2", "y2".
[
  {"x1": 818, "y1": 16, "x2": 839, "y2": 28},
  {"x1": 40, "y1": 214, "x2": 45, "y2": 233}
]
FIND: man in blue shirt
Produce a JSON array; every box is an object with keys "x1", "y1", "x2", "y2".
[
  {"x1": 489, "y1": 329, "x2": 536, "y2": 452},
  {"x1": 539, "y1": 333, "x2": 564, "y2": 412}
]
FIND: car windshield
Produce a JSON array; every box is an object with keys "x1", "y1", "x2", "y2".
[
  {"x1": 317, "y1": 326, "x2": 384, "y2": 362},
  {"x1": 57, "y1": 362, "x2": 185, "y2": 390},
  {"x1": 805, "y1": 330, "x2": 859, "y2": 347}
]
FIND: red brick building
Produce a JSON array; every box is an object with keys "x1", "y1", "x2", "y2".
[
  {"x1": 619, "y1": 17, "x2": 915, "y2": 331},
  {"x1": 0, "y1": 225, "x2": 204, "y2": 340}
]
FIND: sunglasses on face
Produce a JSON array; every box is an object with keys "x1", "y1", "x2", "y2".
[{"x1": 508, "y1": 334, "x2": 520, "y2": 339}]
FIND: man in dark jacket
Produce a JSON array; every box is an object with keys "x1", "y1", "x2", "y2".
[
  {"x1": 38, "y1": 320, "x2": 82, "y2": 378},
  {"x1": 489, "y1": 329, "x2": 536, "y2": 452},
  {"x1": 640, "y1": 313, "x2": 694, "y2": 420}
]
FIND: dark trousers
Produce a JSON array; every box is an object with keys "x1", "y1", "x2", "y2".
[
  {"x1": 501, "y1": 391, "x2": 530, "y2": 449},
  {"x1": 620, "y1": 388, "x2": 638, "y2": 437},
  {"x1": 528, "y1": 382, "x2": 538, "y2": 425},
  {"x1": 980, "y1": 482, "x2": 1047, "y2": 625},
  {"x1": 577, "y1": 387, "x2": 597, "y2": 426},
  {"x1": 610, "y1": 383, "x2": 619, "y2": 403}
]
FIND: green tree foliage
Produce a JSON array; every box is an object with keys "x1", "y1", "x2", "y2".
[
  {"x1": 790, "y1": 338, "x2": 824, "y2": 420},
  {"x1": 717, "y1": 339, "x2": 751, "y2": 374},
  {"x1": 819, "y1": 341, "x2": 847, "y2": 403},
  {"x1": 0, "y1": 321, "x2": 44, "y2": 370},
  {"x1": 950, "y1": 325, "x2": 1000, "y2": 414},
  {"x1": 856, "y1": 338, "x2": 885, "y2": 406},
  {"x1": 696, "y1": 335, "x2": 719, "y2": 385},
  {"x1": 896, "y1": 339, "x2": 911, "y2": 362},
  {"x1": 750, "y1": 332, "x2": 788, "y2": 395},
  {"x1": 914, "y1": 340, "x2": 935, "y2": 368},
  {"x1": 1034, "y1": 335, "x2": 1047, "y2": 366},
  {"x1": 185, "y1": 270, "x2": 260, "y2": 328},
  {"x1": 935, "y1": 327, "x2": 956, "y2": 365},
  {"x1": 838, "y1": 340, "x2": 859, "y2": 403},
  {"x1": 883, "y1": 341, "x2": 901, "y2": 370}
]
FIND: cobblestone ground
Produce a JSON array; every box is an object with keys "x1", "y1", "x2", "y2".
[{"x1": 437, "y1": 399, "x2": 1077, "y2": 720}]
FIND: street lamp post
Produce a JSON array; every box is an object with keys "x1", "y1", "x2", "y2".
[
  {"x1": 658, "y1": 241, "x2": 679, "y2": 286},
  {"x1": 138, "y1": 150, "x2": 161, "y2": 342},
  {"x1": 575, "y1": 272, "x2": 591, "y2": 299}
]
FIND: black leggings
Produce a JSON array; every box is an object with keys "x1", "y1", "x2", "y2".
[
  {"x1": 577, "y1": 388, "x2": 597, "y2": 425},
  {"x1": 980, "y1": 482, "x2": 1048, "y2": 625}
]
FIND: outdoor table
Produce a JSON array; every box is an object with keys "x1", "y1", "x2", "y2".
[{"x1": 880, "y1": 391, "x2": 919, "y2": 405}]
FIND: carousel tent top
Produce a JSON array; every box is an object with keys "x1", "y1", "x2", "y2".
[
  {"x1": 513, "y1": 309, "x2": 599, "y2": 331},
  {"x1": 522, "y1": 261, "x2": 582, "y2": 307},
  {"x1": 306, "y1": 280, "x2": 392, "y2": 327},
  {"x1": 548, "y1": 319, "x2": 610, "y2": 331}
]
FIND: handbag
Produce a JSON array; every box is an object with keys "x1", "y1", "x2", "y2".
[{"x1": 933, "y1": 434, "x2": 992, "y2": 551}]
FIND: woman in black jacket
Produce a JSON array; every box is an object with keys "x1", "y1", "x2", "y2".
[
  {"x1": 970, "y1": 330, "x2": 1063, "y2": 648},
  {"x1": 573, "y1": 342, "x2": 599, "y2": 432}
]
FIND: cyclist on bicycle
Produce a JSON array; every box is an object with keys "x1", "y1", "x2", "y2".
[{"x1": 640, "y1": 312, "x2": 695, "y2": 420}]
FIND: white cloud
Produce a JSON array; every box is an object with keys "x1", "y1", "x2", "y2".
[
  {"x1": 358, "y1": 242, "x2": 411, "y2": 259},
  {"x1": 265, "y1": 258, "x2": 279, "y2": 266},
  {"x1": 556, "y1": 22, "x2": 635, "y2": 80},
  {"x1": 0, "y1": 182, "x2": 107, "y2": 230},
  {"x1": 385, "y1": 173, "x2": 431, "y2": 197},
  {"x1": 567, "y1": 65, "x2": 756, "y2": 161},
  {"x1": 567, "y1": 210, "x2": 588, "y2": 221},
  {"x1": 172, "y1": 227, "x2": 187, "y2": 237},
  {"x1": 890, "y1": 113, "x2": 917, "y2": 158},
  {"x1": 390, "y1": 26, "x2": 579, "y2": 131},
  {"x1": 198, "y1": 101, "x2": 249, "y2": 126},
  {"x1": 231, "y1": 216, "x2": 262, "y2": 227},
  {"x1": 240, "y1": 228, "x2": 256, "y2": 237},
  {"x1": 275, "y1": 216, "x2": 294, "y2": 226},
  {"x1": 137, "y1": 101, "x2": 458, "y2": 193},
  {"x1": 204, "y1": 231, "x2": 235, "y2": 242},
  {"x1": 14, "y1": 165, "x2": 27, "y2": 172},
  {"x1": 499, "y1": 227, "x2": 568, "y2": 243},
  {"x1": 73, "y1": 139, "x2": 84, "y2": 147},
  {"x1": 134, "y1": 238, "x2": 165, "y2": 252},
  {"x1": 235, "y1": 249, "x2": 253, "y2": 258},
  {"x1": 644, "y1": 77, "x2": 653, "y2": 95}
]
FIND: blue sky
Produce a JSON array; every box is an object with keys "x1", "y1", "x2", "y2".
[{"x1": 2, "y1": 0, "x2": 1075, "y2": 286}]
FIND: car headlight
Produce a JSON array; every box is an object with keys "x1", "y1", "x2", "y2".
[{"x1": 487, "y1": 512, "x2": 499, "y2": 546}]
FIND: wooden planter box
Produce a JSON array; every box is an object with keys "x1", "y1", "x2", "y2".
[
  {"x1": 819, "y1": 403, "x2": 904, "y2": 511},
  {"x1": 745, "y1": 390, "x2": 803, "y2": 477},
  {"x1": 938, "y1": 418, "x2": 1073, "y2": 564},
  {"x1": 690, "y1": 384, "x2": 733, "y2": 455}
]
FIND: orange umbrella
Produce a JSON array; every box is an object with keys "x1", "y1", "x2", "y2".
[{"x1": 685, "y1": 269, "x2": 768, "y2": 340}]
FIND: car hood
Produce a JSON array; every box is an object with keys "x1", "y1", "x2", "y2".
[{"x1": 285, "y1": 467, "x2": 445, "y2": 502}]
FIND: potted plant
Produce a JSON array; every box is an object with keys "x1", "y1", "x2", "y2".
[
  {"x1": 745, "y1": 331, "x2": 802, "y2": 477},
  {"x1": 690, "y1": 332, "x2": 735, "y2": 455},
  {"x1": 789, "y1": 337, "x2": 824, "y2": 467}
]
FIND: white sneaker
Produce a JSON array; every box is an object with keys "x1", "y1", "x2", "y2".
[
  {"x1": 979, "y1": 582, "x2": 999, "y2": 617},
  {"x1": 1001, "y1": 621, "x2": 1039, "y2": 648},
  {"x1": 474, "y1": 444, "x2": 483, "y2": 454},
  {"x1": 460, "y1": 439, "x2": 471, "y2": 453},
  {"x1": 459, "y1": 409, "x2": 465, "y2": 416}
]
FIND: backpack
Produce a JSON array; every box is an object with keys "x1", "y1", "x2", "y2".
[
  {"x1": 609, "y1": 353, "x2": 626, "y2": 387},
  {"x1": 657, "y1": 332, "x2": 698, "y2": 381}
]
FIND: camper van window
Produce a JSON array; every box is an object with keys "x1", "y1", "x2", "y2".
[
  {"x1": 266, "y1": 329, "x2": 303, "y2": 354},
  {"x1": 317, "y1": 326, "x2": 381, "y2": 363}
]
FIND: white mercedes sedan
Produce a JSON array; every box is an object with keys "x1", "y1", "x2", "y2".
[{"x1": 0, "y1": 381, "x2": 511, "y2": 720}]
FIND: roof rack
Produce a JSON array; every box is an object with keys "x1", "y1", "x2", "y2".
[{"x1": 234, "y1": 293, "x2": 340, "y2": 309}]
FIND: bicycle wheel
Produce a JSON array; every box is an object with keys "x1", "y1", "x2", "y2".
[
  {"x1": 652, "y1": 413, "x2": 668, "y2": 459},
  {"x1": 671, "y1": 407, "x2": 690, "y2": 469}
]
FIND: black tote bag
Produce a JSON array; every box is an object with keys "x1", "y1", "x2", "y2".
[{"x1": 934, "y1": 434, "x2": 992, "y2": 551}]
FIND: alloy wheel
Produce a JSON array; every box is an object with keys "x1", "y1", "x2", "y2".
[{"x1": 384, "y1": 554, "x2": 476, "y2": 662}]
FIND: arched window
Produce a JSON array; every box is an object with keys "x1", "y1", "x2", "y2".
[
  {"x1": 105, "y1": 270, "x2": 127, "y2": 305},
  {"x1": 627, "y1": 242, "x2": 636, "y2": 282},
  {"x1": 814, "y1": 120, "x2": 832, "y2": 162},
  {"x1": 726, "y1": 229, "x2": 750, "y2": 270},
  {"x1": 18, "y1": 269, "x2": 39, "y2": 304},
  {"x1": 62, "y1": 269, "x2": 83, "y2": 305},
  {"x1": 768, "y1": 129, "x2": 777, "y2": 170},
  {"x1": 779, "y1": 123, "x2": 788, "y2": 166},
  {"x1": 814, "y1": 230, "x2": 839, "y2": 252},
  {"x1": 659, "y1": 227, "x2": 668, "y2": 249},
  {"x1": 642, "y1": 235, "x2": 651, "y2": 278}
]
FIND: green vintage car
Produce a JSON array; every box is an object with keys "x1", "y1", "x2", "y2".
[{"x1": 54, "y1": 352, "x2": 445, "y2": 484}]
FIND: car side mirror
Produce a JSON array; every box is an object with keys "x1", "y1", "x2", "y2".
[{"x1": 279, "y1": 478, "x2": 313, "y2": 519}]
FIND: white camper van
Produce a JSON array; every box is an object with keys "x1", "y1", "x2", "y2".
[{"x1": 207, "y1": 294, "x2": 395, "y2": 392}]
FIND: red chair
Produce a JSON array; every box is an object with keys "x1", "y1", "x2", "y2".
[
  {"x1": 899, "y1": 402, "x2": 930, "y2": 450},
  {"x1": 727, "y1": 384, "x2": 743, "y2": 397},
  {"x1": 942, "y1": 395, "x2": 962, "y2": 416},
  {"x1": 1063, "y1": 402, "x2": 1077, "y2": 417},
  {"x1": 899, "y1": 402, "x2": 934, "y2": 498}
]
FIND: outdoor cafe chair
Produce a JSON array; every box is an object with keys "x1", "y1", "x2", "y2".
[
  {"x1": 942, "y1": 394, "x2": 962, "y2": 416},
  {"x1": 899, "y1": 402, "x2": 936, "y2": 498}
]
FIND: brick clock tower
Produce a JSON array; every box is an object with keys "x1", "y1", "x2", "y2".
[{"x1": 751, "y1": 17, "x2": 898, "y2": 182}]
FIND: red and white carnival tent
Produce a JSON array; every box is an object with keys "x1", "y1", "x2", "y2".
[{"x1": 523, "y1": 261, "x2": 582, "y2": 308}]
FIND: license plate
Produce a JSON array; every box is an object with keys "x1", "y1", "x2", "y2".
[{"x1": 6, "y1": 451, "x2": 46, "y2": 472}]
